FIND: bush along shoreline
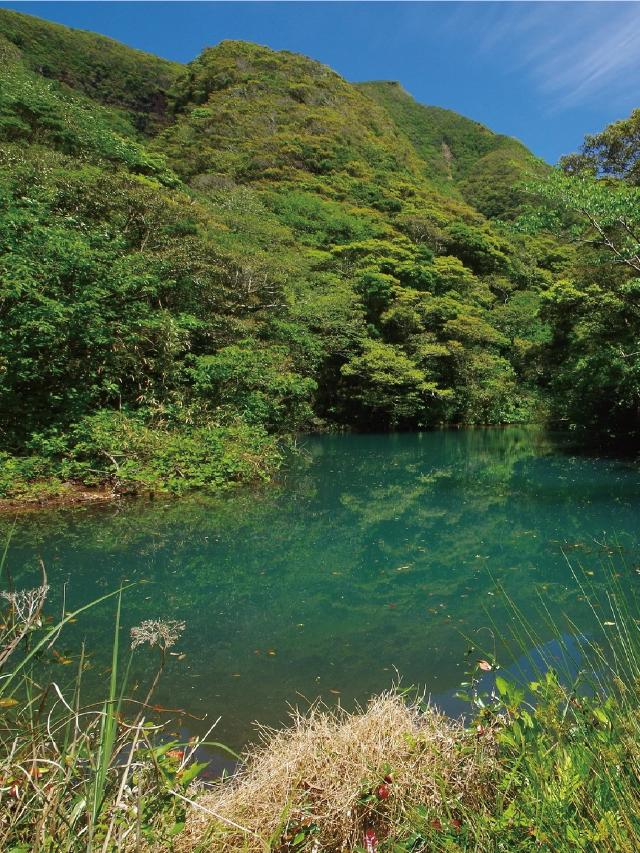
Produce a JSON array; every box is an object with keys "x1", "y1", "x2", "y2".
[
  {"x1": 0, "y1": 415, "x2": 284, "y2": 510},
  {"x1": 3, "y1": 540, "x2": 640, "y2": 851}
]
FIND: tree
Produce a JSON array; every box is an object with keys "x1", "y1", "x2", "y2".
[
  {"x1": 524, "y1": 159, "x2": 640, "y2": 434},
  {"x1": 559, "y1": 109, "x2": 640, "y2": 185}
]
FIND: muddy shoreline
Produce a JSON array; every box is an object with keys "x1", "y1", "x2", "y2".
[{"x1": 0, "y1": 484, "x2": 118, "y2": 514}]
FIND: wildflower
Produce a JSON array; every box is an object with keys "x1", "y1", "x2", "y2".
[
  {"x1": 365, "y1": 830, "x2": 378, "y2": 852},
  {"x1": 130, "y1": 619, "x2": 185, "y2": 650}
]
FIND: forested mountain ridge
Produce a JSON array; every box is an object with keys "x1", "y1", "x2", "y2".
[
  {"x1": 0, "y1": 8, "x2": 603, "y2": 504},
  {"x1": 357, "y1": 80, "x2": 549, "y2": 219},
  {"x1": 0, "y1": 7, "x2": 181, "y2": 134}
]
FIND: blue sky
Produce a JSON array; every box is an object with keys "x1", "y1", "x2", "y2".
[{"x1": 2, "y1": 2, "x2": 640, "y2": 164}]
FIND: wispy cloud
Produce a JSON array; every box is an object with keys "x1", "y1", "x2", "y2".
[
  {"x1": 440, "y1": 2, "x2": 640, "y2": 112},
  {"x1": 530, "y1": 4, "x2": 640, "y2": 109}
]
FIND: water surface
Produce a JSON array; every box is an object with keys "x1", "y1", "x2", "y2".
[{"x1": 4, "y1": 428, "x2": 640, "y2": 751}]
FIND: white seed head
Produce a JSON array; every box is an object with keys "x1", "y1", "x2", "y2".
[
  {"x1": 1, "y1": 585, "x2": 49, "y2": 624},
  {"x1": 130, "y1": 619, "x2": 185, "y2": 650}
]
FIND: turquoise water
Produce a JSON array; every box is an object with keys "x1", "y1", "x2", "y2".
[{"x1": 4, "y1": 427, "x2": 640, "y2": 752}]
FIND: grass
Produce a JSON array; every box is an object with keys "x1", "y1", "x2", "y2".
[
  {"x1": 0, "y1": 533, "x2": 236, "y2": 852},
  {"x1": 174, "y1": 691, "x2": 498, "y2": 853}
]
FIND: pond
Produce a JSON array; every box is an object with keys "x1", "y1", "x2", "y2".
[{"x1": 3, "y1": 427, "x2": 640, "y2": 756}]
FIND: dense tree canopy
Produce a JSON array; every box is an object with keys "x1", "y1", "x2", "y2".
[
  {"x1": 520, "y1": 122, "x2": 640, "y2": 437},
  {"x1": 1, "y1": 6, "x2": 629, "y2": 501}
]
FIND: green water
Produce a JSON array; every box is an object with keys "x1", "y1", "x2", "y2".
[{"x1": 4, "y1": 428, "x2": 640, "y2": 752}]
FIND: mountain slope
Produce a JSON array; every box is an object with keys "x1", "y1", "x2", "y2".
[
  {"x1": 356, "y1": 80, "x2": 549, "y2": 218},
  {"x1": 0, "y1": 7, "x2": 182, "y2": 133},
  {"x1": 0, "y1": 12, "x2": 571, "y2": 501}
]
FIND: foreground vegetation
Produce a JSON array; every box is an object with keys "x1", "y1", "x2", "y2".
[
  {"x1": 0, "y1": 534, "x2": 238, "y2": 852},
  {"x1": 4, "y1": 541, "x2": 640, "y2": 852},
  {"x1": 173, "y1": 548, "x2": 640, "y2": 853}
]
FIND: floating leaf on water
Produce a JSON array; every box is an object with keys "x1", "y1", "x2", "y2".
[
  {"x1": 166, "y1": 749, "x2": 184, "y2": 760},
  {"x1": 604, "y1": 622, "x2": 616, "y2": 626},
  {"x1": 0, "y1": 698, "x2": 18, "y2": 707},
  {"x1": 233, "y1": 673, "x2": 241, "y2": 677},
  {"x1": 254, "y1": 650, "x2": 262, "y2": 654},
  {"x1": 330, "y1": 689, "x2": 341, "y2": 694},
  {"x1": 477, "y1": 660, "x2": 493, "y2": 672},
  {"x1": 177, "y1": 653, "x2": 186, "y2": 660},
  {"x1": 268, "y1": 650, "x2": 276, "y2": 655}
]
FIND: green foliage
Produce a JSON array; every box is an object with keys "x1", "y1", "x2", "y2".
[
  {"x1": 189, "y1": 344, "x2": 317, "y2": 431},
  {"x1": 522, "y1": 169, "x2": 640, "y2": 434},
  {"x1": 0, "y1": 11, "x2": 573, "y2": 499},
  {"x1": 0, "y1": 412, "x2": 281, "y2": 499},
  {"x1": 340, "y1": 339, "x2": 450, "y2": 426},
  {"x1": 420, "y1": 552, "x2": 640, "y2": 853},
  {"x1": 357, "y1": 79, "x2": 549, "y2": 219},
  {"x1": 0, "y1": 7, "x2": 181, "y2": 134},
  {"x1": 560, "y1": 107, "x2": 640, "y2": 184}
]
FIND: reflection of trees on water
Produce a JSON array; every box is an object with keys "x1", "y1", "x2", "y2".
[{"x1": 3, "y1": 428, "x2": 640, "y2": 747}]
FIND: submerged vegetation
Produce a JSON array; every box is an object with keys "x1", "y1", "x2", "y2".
[{"x1": 5, "y1": 534, "x2": 640, "y2": 852}]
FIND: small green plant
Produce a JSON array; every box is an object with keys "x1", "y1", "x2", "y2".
[{"x1": 407, "y1": 546, "x2": 640, "y2": 853}]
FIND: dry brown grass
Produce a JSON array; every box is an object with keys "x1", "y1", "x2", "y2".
[{"x1": 173, "y1": 690, "x2": 497, "y2": 852}]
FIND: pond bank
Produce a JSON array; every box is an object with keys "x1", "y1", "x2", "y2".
[{"x1": 0, "y1": 481, "x2": 118, "y2": 513}]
